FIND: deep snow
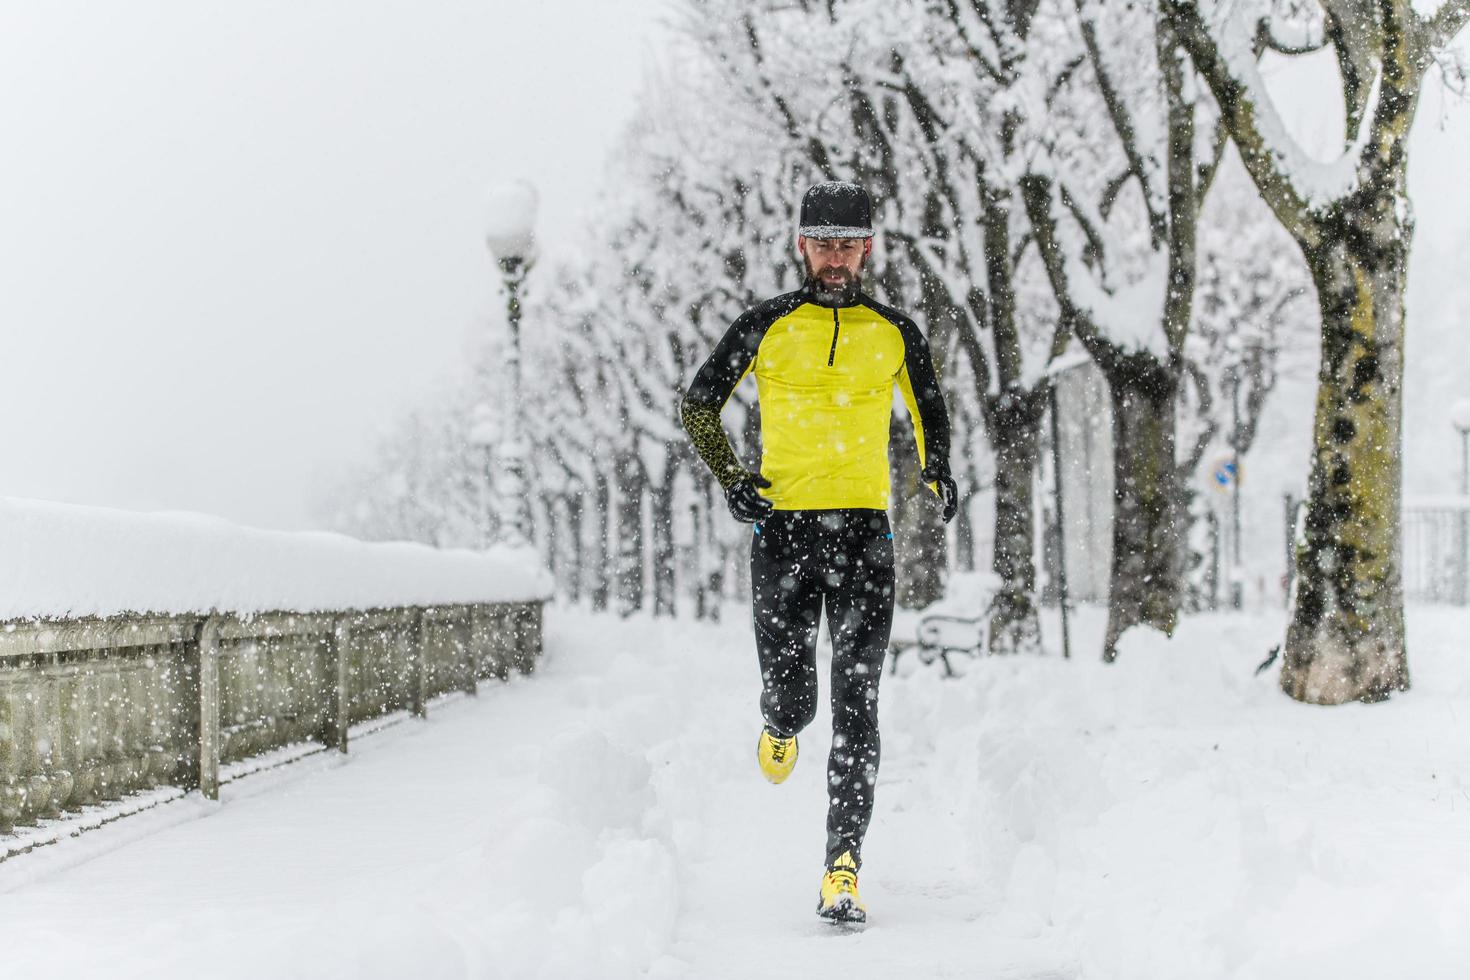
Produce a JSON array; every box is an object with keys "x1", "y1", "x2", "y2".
[
  {"x1": 0, "y1": 496, "x2": 551, "y2": 620},
  {"x1": 0, "y1": 601, "x2": 1466, "y2": 979}
]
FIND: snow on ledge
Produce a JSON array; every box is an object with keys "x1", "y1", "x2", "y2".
[{"x1": 0, "y1": 496, "x2": 553, "y2": 622}]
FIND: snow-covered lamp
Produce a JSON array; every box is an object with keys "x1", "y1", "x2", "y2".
[
  {"x1": 468, "y1": 402, "x2": 500, "y2": 448},
  {"x1": 482, "y1": 181, "x2": 538, "y2": 550},
  {"x1": 1451, "y1": 399, "x2": 1470, "y2": 436},
  {"x1": 484, "y1": 180, "x2": 539, "y2": 267}
]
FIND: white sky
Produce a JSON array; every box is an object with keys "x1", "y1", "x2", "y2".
[
  {"x1": 0, "y1": 1, "x2": 667, "y2": 529},
  {"x1": 0, "y1": 6, "x2": 1466, "y2": 532}
]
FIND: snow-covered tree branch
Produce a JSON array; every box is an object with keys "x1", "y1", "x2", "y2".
[{"x1": 1157, "y1": 0, "x2": 1470, "y2": 702}]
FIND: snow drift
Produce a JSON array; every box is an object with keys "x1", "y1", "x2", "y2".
[{"x1": 0, "y1": 496, "x2": 552, "y2": 621}]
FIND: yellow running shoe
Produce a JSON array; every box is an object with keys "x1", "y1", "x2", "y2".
[
  {"x1": 756, "y1": 727, "x2": 798, "y2": 784},
  {"x1": 816, "y1": 851, "x2": 867, "y2": 923}
]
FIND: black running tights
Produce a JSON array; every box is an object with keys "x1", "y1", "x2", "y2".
[{"x1": 750, "y1": 508, "x2": 895, "y2": 870}]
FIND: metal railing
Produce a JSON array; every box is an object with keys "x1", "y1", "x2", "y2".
[
  {"x1": 0, "y1": 601, "x2": 542, "y2": 846},
  {"x1": 1402, "y1": 504, "x2": 1469, "y2": 604}
]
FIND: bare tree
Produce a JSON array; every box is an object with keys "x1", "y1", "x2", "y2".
[
  {"x1": 1021, "y1": 2, "x2": 1229, "y2": 659},
  {"x1": 1160, "y1": 0, "x2": 1470, "y2": 702},
  {"x1": 1190, "y1": 171, "x2": 1314, "y2": 470}
]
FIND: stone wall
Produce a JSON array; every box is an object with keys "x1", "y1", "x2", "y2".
[{"x1": 0, "y1": 602, "x2": 542, "y2": 834}]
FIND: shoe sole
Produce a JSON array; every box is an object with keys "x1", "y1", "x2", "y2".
[
  {"x1": 816, "y1": 899, "x2": 866, "y2": 924},
  {"x1": 761, "y1": 766, "x2": 794, "y2": 785}
]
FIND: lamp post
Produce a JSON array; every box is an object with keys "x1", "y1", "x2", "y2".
[
  {"x1": 468, "y1": 403, "x2": 500, "y2": 549},
  {"x1": 1451, "y1": 399, "x2": 1470, "y2": 605},
  {"x1": 484, "y1": 180, "x2": 539, "y2": 549}
]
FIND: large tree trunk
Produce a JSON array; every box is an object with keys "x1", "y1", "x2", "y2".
[
  {"x1": 1102, "y1": 352, "x2": 1186, "y2": 661},
  {"x1": 1157, "y1": 0, "x2": 1451, "y2": 701},
  {"x1": 975, "y1": 188, "x2": 1051, "y2": 653},
  {"x1": 614, "y1": 450, "x2": 646, "y2": 617},
  {"x1": 700, "y1": 478, "x2": 724, "y2": 623},
  {"x1": 688, "y1": 499, "x2": 707, "y2": 621},
  {"x1": 564, "y1": 490, "x2": 585, "y2": 604},
  {"x1": 1281, "y1": 213, "x2": 1410, "y2": 703},
  {"x1": 984, "y1": 389, "x2": 1045, "y2": 654},
  {"x1": 590, "y1": 471, "x2": 611, "y2": 612},
  {"x1": 540, "y1": 495, "x2": 560, "y2": 595},
  {"x1": 650, "y1": 447, "x2": 678, "y2": 618},
  {"x1": 891, "y1": 413, "x2": 947, "y2": 608}
]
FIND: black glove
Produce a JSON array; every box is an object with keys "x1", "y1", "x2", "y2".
[
  {"x1": 922, "y1": 464, "x2": 958, "y2": 524},
  {"x1": 725, "y1": 473, "x2": 774, "y2": 523}
]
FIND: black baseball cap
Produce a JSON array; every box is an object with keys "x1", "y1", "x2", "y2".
[{"x1": 798, "y1": 181, "x2": 872, "y2": 239}]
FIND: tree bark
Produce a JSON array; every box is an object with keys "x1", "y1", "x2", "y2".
[
  {"x1": 540, "y1": 495, "x2": 560, "y2": 595},
  {"x1": 701, "y1": 478, "x2": 724, "y2": 623},
  {"x1": 1282, "y1": 221, "x2": 1410, "y2": 703},
  {"x1": 564, "y1": 491, "x2": 585, "y2": 604},
  {"x1": 984, "y1": 389, "x2": 1046, "y2": 654},
  {"x1": 1019, "y1": 173, "x2": 1192, "y2": 660},
  {"x1": 1158, "y1": 0, "x2": 1445, "y2": 702},
  {"x1": 974, "y1": 188, "x2": 1054, "y2": 653},
  {"x1": 1273, "y1": 3, "x2": 1424, "y2": 703},
  {"x1": 650, "y1": 447, "x2": 679, "y2": 618},
  {"x1": 891, "y1": 413, "x2": 947, "y2": 609},
  {"x1": 614, "y1": 449, "x2": 646, "y2": 617},
  {"x1": 1102, "y1": 352, "x2": 1185, "y2": 661},
  {"x1": 590, "y1": 472, "x2": 611, "y2": 612}
]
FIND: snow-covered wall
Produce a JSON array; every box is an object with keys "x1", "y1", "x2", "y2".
[
  {"x1": 0, "y1": 495, "x2": 554, "y2": 838},
  {"x1": 0, "y1": 600, "x2": 544, "y2": 838},
  {"x1": 0, "y1": 497, "x2": 553, "y2": 622}
]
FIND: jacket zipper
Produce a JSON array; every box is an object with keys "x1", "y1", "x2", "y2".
[{"x1": 827, "y1": 307, "x2": 841, "y2": 366}]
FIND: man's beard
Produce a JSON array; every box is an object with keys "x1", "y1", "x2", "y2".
[{"x1": 804, "y1": 254, "x2": 864, "y2": 304}]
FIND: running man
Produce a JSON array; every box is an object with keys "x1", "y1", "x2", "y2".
[{"x1": 680, "y1": 180, "x2": 956, "y2": 923}]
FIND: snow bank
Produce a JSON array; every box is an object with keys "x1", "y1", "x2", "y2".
[
  {"x1": 880, "y1": 605, "x2": 1470, "y2": 978},
  {"x1": 3, "y1": 602, "x2": 1467, "y2": 977},
  {"x1": 0, "y1": 496, "x2": 552, "y2": 621}
]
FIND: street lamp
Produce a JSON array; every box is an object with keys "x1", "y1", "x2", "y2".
[
  {"x1": 484, "y1": 180, "x2": 539, "y2": 549},
  {"x1": 467, "y1": 402, "x2": 501, "y2": 548}
]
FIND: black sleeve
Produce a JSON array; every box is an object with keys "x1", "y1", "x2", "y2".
[
  {"x1": 680, "y1": 304, "x2": 771, "y2": 490},
  {"x1": 683, "y1": 307, "x2": 765, "y2": 410},
  {"x1": 870, "y1": 301, "x2": 951, "y2": 475}
]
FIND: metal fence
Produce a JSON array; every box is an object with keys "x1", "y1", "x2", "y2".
[{"x1": 1403, "y1": 505, "x2": 1469, "y2": 604}]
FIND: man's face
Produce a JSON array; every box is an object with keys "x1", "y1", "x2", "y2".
[{"x1": 799, "y1": 236, "x2": 872, "y2": 289}]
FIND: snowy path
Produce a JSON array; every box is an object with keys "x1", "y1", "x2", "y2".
[{"x1": 1, "y1": 604, "x2": 1469, "y2": 978}]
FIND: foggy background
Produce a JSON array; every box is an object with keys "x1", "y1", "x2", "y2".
[
  {"x1": 1, "y1": 1, "x2": 1465, "y2": 535},
  {"x1": 0, "y1": 0, "x2": 665, "y2": 529}
]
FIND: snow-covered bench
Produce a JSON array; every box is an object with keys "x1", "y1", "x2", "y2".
[
  {"x1": 887, "y1": 572, "x2": 998, "y2": 676},
  {"x1": 888, "y1": 612, "x2": 988, "y2": 676}
]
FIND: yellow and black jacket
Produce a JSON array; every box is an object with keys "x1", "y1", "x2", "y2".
[{"x1": 681, "y1": 284, "x2": 950, "y2": 512}]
